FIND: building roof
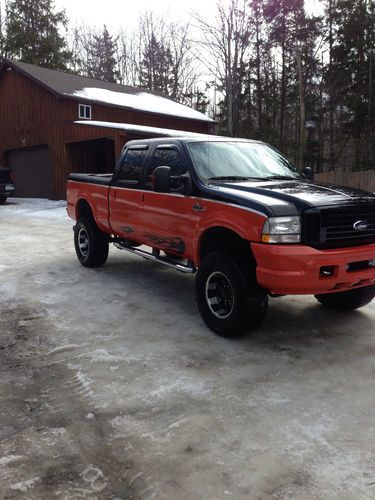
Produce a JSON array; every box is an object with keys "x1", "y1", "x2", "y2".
[{"x1": 0, "y1": 59, "x2": 214, "y2": 124}]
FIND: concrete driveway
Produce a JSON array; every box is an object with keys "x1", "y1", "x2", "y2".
[{"x1": 1, "y1": 198, "x2": 375, "y2": 499}]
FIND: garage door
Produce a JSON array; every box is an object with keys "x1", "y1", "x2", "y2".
[{"x1": 6, "y1": 146, "x2": 53, "y2": 198}]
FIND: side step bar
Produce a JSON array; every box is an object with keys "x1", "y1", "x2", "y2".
[{"x1": 113, "y1": 242, "x2": 196, "y2": 274}]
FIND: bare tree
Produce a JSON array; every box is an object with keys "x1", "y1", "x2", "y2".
[
  {"x1": 295, "y1": 49, "x2": 306, "y2": 167},
  {"x1": 135, "y1": 11, "x2": 205, "y2": 108},
  {"x1": 137, "y1": 11, "x2": 171, "y2": 94},
  {"x1": 66, "y1": 23, "x2": 94, "y2": 76},
  {"x1": 117, "y1": 29, "x2": 141, "y2": 86},
  {"x1": 195, "y1": 0, "x2": 251, "y2": 136},
  {"x1": 0, "y1": 0, "x2": 6, "y2": 60}
]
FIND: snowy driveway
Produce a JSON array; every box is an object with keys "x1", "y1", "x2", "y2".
[{"x1": 1, "y1": 198, "x2": 375, "y2": 499}]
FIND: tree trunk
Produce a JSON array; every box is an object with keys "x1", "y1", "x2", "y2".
[
  {"x1": 255, "y1": 11, "x2": 262, "y2": 135},
  {"x1": 328, "y1": 0, "x2": 335, "y2": 171},
  {"x1": 296, "y1": 50, "x2": 305, "y2": 170},
  {"x1": 279, "y1": 17, "x2": 286, "y2": 148}
]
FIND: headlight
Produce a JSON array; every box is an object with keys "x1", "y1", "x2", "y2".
[{"x1": 262, "y1": 216, "x2": 301, "y2": 243}]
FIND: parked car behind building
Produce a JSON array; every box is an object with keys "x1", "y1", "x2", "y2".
[{"x1": 0, "y1": 167, "x2": 14, "y2": 204}]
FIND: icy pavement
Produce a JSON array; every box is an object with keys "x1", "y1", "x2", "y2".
[{"x1": 1, "y1": 198, "x2": 375, "y2": 499}]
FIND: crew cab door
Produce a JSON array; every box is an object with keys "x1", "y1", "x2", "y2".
[
  {"x1": 109, "y1": 145, "x2": 149, "y2": 240},
  {"x1": 141, "y1": 145, "x2": 199, "y2": 259}
]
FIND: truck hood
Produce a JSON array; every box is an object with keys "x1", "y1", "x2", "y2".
[{"x1": 204, "y1": 179, "x2": 375, "y2": 217}]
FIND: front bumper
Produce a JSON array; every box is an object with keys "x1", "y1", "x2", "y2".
[{"x1": 252, "y1": 242, "x2": 375, "y2": 295}]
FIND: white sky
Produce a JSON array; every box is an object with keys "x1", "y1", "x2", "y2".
[
  {"x1": 0, "y1": 0, "x2": 323, "y2": 35},
  {"x1": 55, "y1": 0, "x2": 322, "y2": 32},
  {"x1": 55, "y1": 0, "x2": 217, "y2": 29}
]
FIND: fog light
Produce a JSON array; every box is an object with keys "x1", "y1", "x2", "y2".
[
  {"x1": 320, "y1": 265, "x2": 336, "y2": 277},
  {"x1": 369, "y1": 259, "x2": 375, "y2": 268}
]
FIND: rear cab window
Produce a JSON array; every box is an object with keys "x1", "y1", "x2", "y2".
[{"x1": 116, "y1": 146, "x2": 149, "y2": 187}]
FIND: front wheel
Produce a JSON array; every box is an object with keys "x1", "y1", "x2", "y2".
[
  {"x1": 195, "y1": 252, "x2": 268, "y2": 337},
  {"x1": 315, "y1": 285, "x2": 375, "y2": 311},
  {"x1": 0, "y1": 195, "x2": 7, "y2": 204},
  {"x1": 74, "y1": 218, "x2": 109, "y2": 268}
]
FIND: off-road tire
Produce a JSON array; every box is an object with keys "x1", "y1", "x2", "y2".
[
  {"x1": 195, "y1": 251, "x2": 268, "y2": 337},
  {"x1": 74, "y1": 217, "x2": 109, "y2": 268},
  {"x1": 0, "y1": 195, "x2": 7, "y2": 204},
  {"x1": 315, "y1": 285, "x2": 375, "y2": 311}
]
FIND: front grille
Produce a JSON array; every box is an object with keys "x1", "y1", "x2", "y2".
[{"x1": 302, "y1": 203, "x2": 375, "y2": 248}]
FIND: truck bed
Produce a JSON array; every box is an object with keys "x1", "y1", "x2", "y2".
[{"x1": 68, "y1": 173, "x2": 112, "y2": 186}]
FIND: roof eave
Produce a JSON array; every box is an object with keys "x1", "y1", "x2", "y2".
[{"x1": 1, "y1": 59, "x2": 63, "y2": 98}]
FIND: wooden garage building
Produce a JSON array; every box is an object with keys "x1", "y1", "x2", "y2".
[{"x1": 0, "y1": 59, "x2": 215, "y2": 199}]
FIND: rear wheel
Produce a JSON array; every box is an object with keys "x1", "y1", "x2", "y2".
[
  {"x1": 0, "y1": 195, "x2": 7, "y2": 204},
  {"x1": 195, "y1": 252, "x2": 268, "y2": 337},
  {"x1": 315, "y1": 285, "x2": 375, "y2": 311},
  {"x1": 74, "y1": 218, "x2": 109, "y2": 268}
]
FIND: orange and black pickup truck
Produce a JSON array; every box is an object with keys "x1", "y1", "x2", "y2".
[{"x1": 67, "y1": 137, "x2": 375, "y2": 337}]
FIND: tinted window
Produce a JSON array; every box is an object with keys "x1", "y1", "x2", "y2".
[
  {"x1": 146, "y1": 147, "x2": 186, "y2": 188},
  {"x1": 118, "y1": 148, "x2": 148, "y2": 182}
]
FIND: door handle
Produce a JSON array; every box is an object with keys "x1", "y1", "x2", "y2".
[{"x1": 192, "y1": 203, "x2": 206, "y2": 212}]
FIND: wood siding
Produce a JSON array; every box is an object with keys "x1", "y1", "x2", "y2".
[
  {"x1": 0, "y1": 67, "x2": 213, "y2": 199},
  {"x1": 315, "y1": 170, "x2": 375, "y2": 194}
]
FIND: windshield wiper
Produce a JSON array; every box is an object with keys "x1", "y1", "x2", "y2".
[
  {"x1": 208, "y1": 176, "x2": 258, "y2": 181},
  {"x1": 263, "y1": 175, "x2": 300, "y2": 181}
]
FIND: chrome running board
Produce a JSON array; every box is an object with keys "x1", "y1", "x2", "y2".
[{"x1": 113, "y1": 242, "x2": 196, "y2": 274}]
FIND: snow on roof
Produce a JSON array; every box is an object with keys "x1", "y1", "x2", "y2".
[
  {"x1": 3, "y1": 60, "x2": 214, "y2": 124},
  {"x1": 69, "y1": 87, "x2": 214, "y2": 123},
  {"x1": 74, "y1": 120, "x2": 211, "y2": 138}
]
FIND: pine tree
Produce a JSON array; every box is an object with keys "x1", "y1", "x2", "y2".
[
  {"x1": 327, "y1": 0, "x2": 374, "y2": 167},
  {"x1": 5, "y1": 0, "x2": 70, "y2": 69},
  {"x1": 85, "y1": 25, "x2": 119, "y2": 82},
  {"x1": 249, "y1": 0, "x2": 265, "y2": 136},
  {"x1": 139, "y1": 32, "x2": 173, "y2": 95},
  {"x1": 264, "y1": 0, "x2": 305, "y2": 149},
  {"x1": 183, "y1": 86, "x2": 210, "y2": 114}
]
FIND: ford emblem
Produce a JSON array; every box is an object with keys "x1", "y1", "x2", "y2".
[{"x1": 353, "y1": 220, "x2": 369, "y2": 231}]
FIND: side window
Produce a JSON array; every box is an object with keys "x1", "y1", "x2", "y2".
[
  {"x1": 146, "y1": 147, "x2": 186, "y2": 189},
  {"x1": 118, "y1": 148, "x2": 148, "y2": 183}
]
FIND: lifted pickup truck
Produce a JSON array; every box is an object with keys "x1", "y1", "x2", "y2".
[
  {"x1": 67, "y1": 137, "x2": 375, "y2": 337},
  {"x1": 0, "y1": 167, "x2": 14, "y2": 204}
]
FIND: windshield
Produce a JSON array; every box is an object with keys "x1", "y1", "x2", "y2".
[{"x1": 187, "y1": 141, "x2": 301, "y2": 182}]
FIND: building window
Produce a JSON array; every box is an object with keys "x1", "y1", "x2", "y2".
[{"x1": 78, "y1": 104, "x2": 92, "y2": 119}]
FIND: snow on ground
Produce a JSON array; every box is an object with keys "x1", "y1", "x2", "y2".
[
  {"x1": 1, "y1": 198, "x2": 375, "y2": 499},
  {"x1": 0, "y1": 197, "x2": 67, "y2": 219}
]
